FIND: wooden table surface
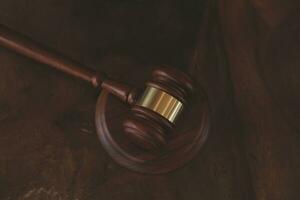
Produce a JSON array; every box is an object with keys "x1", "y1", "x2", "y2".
[{"x1": 0, "y1": 0, "x2": 299, "y2": 199}]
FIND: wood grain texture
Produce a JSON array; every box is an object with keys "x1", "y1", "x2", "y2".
[
  {"x1": 217, "y1": 0, "x2": 300, "y2": 199},
  {"x1": 0, "y1": 0, "x2": 298, "y2": 199}
]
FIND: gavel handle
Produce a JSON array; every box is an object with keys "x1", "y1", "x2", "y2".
[
  {"x1": 0, "y1": 24, "x2": 105, "y2": 88},
  {"x1": 0, "y1": 24, "x2": 137, "y2": 104}
]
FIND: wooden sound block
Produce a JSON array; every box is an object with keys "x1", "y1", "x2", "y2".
[{"x1": 95, "y1": 71, "x2": 210, "y2": 174}]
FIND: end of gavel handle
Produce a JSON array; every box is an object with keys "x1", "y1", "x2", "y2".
[{"x1": 100, "y1": 79, "x2": 140, "y2": 106}]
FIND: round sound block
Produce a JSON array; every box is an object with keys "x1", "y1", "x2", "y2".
[{"x1": 95, "y1": 69, "x2": 209, "y2": 174}]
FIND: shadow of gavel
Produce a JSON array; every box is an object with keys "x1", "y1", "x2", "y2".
[{"x1": 0, "y1": 24, "x2": 209, "y2": 174}]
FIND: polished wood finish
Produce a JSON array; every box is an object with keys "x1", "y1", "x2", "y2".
[
  {"x1": 0, "y1": 0, "x2": 299, "y2": 199},
  {"x1": 123, "y1": 66, "x2": 196, "y2": 152},
  {"x1": 0, "y1": 24, "x2": 141, "y2": 106},
  {"x1": 96, "y1": 70, "x2": 209, "y2": 174},
  {"x1": 0, "y1": 21, "x2": 209, "y2": 173},
  {"x1": 0, "y1": 24, "x2": 104, "y2": 88},
  {"x1": 147, "y1": 66, "x2": 194, "y2": 104}
]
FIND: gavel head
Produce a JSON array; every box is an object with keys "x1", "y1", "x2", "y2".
[{"x1": 123, "y1": 66, "x2": 194, "y2": 152}]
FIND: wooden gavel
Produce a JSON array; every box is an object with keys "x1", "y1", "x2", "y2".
[{"x1": 0, "y1": 24, "x2": 209, "y2": 173}]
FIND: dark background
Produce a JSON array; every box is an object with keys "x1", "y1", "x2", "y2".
[{"x1": 0, "y1": 0, "x2": 299, "y2": 199}]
